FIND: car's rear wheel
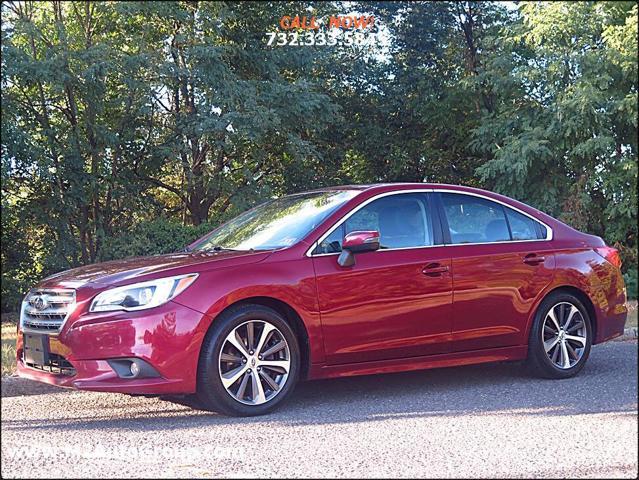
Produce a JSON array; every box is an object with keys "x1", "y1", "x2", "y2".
[
  {"x1": 197, "y1": 304, "x2": 300, "y2": 416},
  {"x1": 527, "y1": 292, "x2": 592, "y2": 379}
]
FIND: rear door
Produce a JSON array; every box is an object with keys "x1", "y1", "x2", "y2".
[
  {"x1": 436, "y1": 192, "x2": 555, "y2": 352},
  {"x1": 311, "y1": 192, "x2": 453, "y2": 364}
]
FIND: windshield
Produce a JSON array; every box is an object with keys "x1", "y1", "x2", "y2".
[{"x1": 189, "y1": 190, "x2": 358, "y2": 251}]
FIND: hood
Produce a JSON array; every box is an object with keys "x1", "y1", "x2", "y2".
[{"x1": 38, "y1": 250, "x2": 273, "y2": 289}]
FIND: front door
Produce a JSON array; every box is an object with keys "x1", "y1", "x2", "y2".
[{"x1": 311, "y1": 192, "x2": 453, "y2": 364}]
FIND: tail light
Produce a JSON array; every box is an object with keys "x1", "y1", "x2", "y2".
[{"x1": 594, "y1": 246, "x2": 622, "y2": 269}]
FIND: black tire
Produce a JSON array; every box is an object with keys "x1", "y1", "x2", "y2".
[
  {"x1": 526, "y1": 291, "x2": 593, "y2": 379},
  {"x1": 196, "y1": 304, "x2": 300, "y2": 416}
]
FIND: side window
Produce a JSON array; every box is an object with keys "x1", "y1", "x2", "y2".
[
  {"x1": 536, "y1": 223, "x2": 548, "y2": 240},
  {"x1": 505, "y1": 208, "x2": 541, "y2": 241},
  {"x1": 315, "y1": 226, "x2": 343, "y2": 254},
  {"x1": 346, "y1": 194, "x2": 433, "y2": 249},
  {"x1": 441, "y1": 193, "x2": 510, "y2": 244},
  {"x1": 313, "y1": 193, "x2": 433, "y2": 253}
]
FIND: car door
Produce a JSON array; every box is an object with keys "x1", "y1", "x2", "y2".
[
  {"x1": 436, "y1": 191, "x2": 556, "y2": 352},
  {"x1": 311, "y1": 192, "x2": 453, "y2": 364}
]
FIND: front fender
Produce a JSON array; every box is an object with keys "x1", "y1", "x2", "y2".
[{"x1": 173, "y1": 256, "x2": 324, "y2": 363}]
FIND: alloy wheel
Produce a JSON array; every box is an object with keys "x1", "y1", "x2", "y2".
[
  {"x1": 542, "y1": 302, "x2": 587, "y2": 370},
  {"x1": 218, "y1": 320, "x2": 291, "y2": 405}
]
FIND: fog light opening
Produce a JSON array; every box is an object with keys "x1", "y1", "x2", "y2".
[{"x1": 107, "y1": 358, "x2": 161, "y2": 379}]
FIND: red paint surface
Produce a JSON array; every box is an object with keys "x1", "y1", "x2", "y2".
[{"x1": 17, "y1": 183, "x2": 628, "y2": 393}]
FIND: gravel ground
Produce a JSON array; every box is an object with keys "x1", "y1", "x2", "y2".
[{"x1": 1, "y1": 341, "x2": 637, "y2": 478}]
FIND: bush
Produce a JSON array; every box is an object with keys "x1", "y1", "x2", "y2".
[
  {"x1": 1, "y1": 276, "x2": 29, "y2": 314},
  {"x1": 0, "y1": 218, "x2": 219, "y2": 313},
  {"x1": 99, "y1": 219, "x2": 216, "y2": 261},
  {"x1": 624, "y1": 267, "x2": 638, "y2": 300}
]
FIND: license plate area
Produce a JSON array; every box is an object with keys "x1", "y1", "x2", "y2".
[{"x1": 23, "y1": 333, "x2": 50, "y2": 366}]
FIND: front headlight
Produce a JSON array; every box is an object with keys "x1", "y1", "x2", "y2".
[{"x1": 89, "y1": 274, "x2": 198, "y2": 313}]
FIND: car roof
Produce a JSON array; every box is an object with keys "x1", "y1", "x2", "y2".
[
  {"x1": 303, "y1": 182, "x2": 548, "y2": 216},
  {"x1": 305, "y1": 183, "x2": 490, "y2": 195}
]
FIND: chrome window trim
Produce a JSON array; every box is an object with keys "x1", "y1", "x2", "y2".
[
  {"x1": 306, "y1": 189, "x2": 434, "y2": 257},
  {"x1": 305, "y1": 188, "x2": 553, "y2": 257},
  {"x1": 437, "y1": 189, "x2": 553, "y2": 242}
]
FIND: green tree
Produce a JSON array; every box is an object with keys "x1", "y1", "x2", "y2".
[
  {"x1": 472, "y1": 1, "x2": 638, "y2": 271},
  {"x1": 2, "y1": 1, "x2": 154, "y2": 267},
  {"x1": 335, "y1": 1, "x2": 510, "y2": 184},
  {"x1": 1, "y1": 1, "x2": 637, "y2": 312},
  {"x1": 121, "y1": 1, "x2": 340, "y2": 225}
]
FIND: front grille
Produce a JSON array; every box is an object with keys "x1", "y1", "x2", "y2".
[
  {"x1": 21, "y1": 288, "x2": 76, "y2": 333},
  {"x1": 24, "y1": 352, "x2": 76, "y2": 376}
]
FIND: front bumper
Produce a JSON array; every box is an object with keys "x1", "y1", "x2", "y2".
[{"x1": 16, "y1": 301, "x2": 209, "y2": 395}]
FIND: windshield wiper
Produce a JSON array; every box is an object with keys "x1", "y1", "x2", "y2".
[
  {"x1": 202, "y1": 245, "x2": 236, "y2": 252},
  {"x1": 204, "y1": 245, "x2": 255, "y2": 252}
]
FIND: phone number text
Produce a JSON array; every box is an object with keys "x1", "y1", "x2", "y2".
[{"x1": 265, "y1": 31, "x2": 383, "y2": 47}]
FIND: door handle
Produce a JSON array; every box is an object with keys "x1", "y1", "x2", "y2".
[
  {"x1": 523, "y1": 254, "x2": 546, "y2": 265},
  {"x1": 422, "y1": 263, "x2": 449, "y2": 276}
]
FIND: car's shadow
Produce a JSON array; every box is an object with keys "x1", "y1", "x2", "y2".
[{"x1": 3, "y1": 342, "x2": 637, "y2": 432}]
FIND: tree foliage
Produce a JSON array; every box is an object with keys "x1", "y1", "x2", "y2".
[
  {"x1": 2, "y1": 1, "x2": 637, "y2": 311},
  {"x1": 472, "y1": 1, "x2": 637, "y2": 275}
]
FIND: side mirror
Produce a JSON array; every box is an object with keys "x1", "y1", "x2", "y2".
[{"x1": 338, "y1": 230, "x2": 380, "y2": 267}]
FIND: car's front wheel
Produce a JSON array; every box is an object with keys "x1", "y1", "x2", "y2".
[
  {"x1": 197, "y1": 304, "x2": 300, "y2": 416},
  {"x1": 527, "y1": 292, "x2": 592, "y2": 379}
]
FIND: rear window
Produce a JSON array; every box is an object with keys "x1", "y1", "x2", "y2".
[
  {"x1": 505, "y1": 208, "x2": 539, "y2": 240},
  {"x1": 441, "y1": 193, "x2": 547, "y2": 243},
  {"x1": 442, "y1": 194, "x2": 509, "y2": 244}
]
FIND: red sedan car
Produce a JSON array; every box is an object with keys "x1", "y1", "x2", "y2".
[{"x1": 16, "y1": 183, "x2": 627, "y2": 416}]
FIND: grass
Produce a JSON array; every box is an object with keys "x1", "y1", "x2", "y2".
[
  {"x1": 2, "y1": 316, "x2": 18, "y2": 377},
  {"x1": 626, "y1": 300, "x2": 638, "y2": 328},
  {"x1": 0, "y1": 300, "x2": 636, "y2": 377}
]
